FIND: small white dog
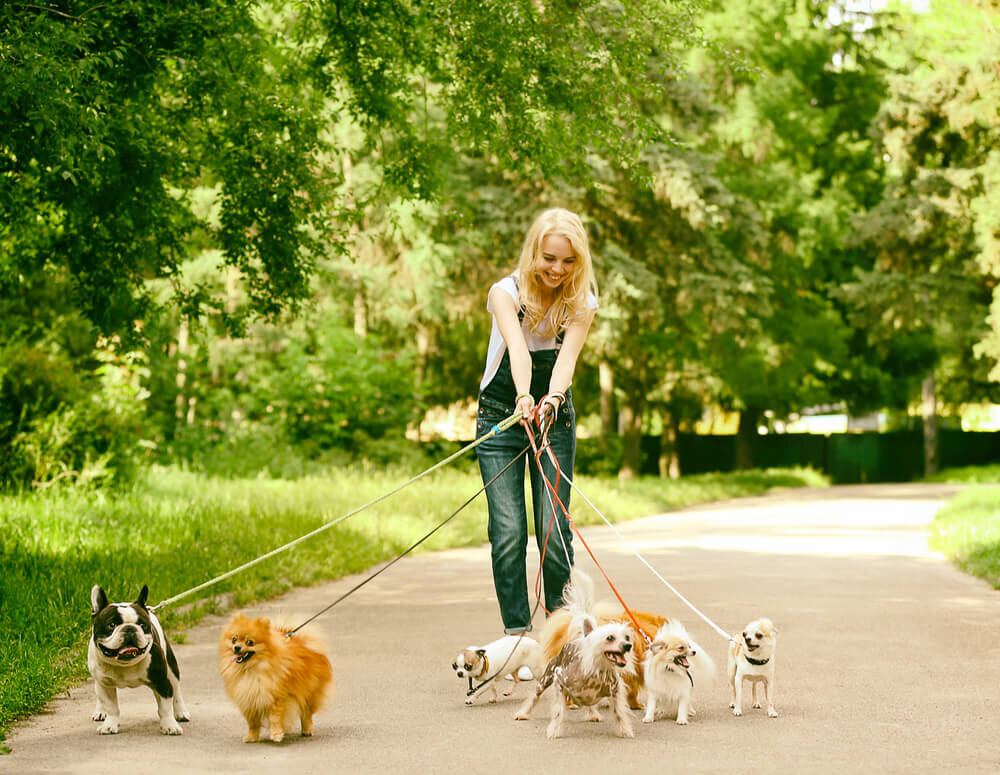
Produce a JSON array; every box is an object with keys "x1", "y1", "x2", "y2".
[
  {"x1": 728, "y1": 618, "x2": 778, "y2": 718},
  {"x1": 641, "y1": 619, "x2": 715, "y2": 725},
  {"x1": 452, "y1": 635, "x2": 542, "y2": 705}
]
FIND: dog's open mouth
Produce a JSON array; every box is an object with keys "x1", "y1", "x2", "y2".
[
  {"x1": 674, "y1": 655, "x2": 690, "y2": 669},
  {"x1": 604, "y1": 650, "x2": 627, "y2": 667},
  {"x1": 233, "y1": 650, "x2": 255, "y2": 664},
  {"x1": 746, "y1": 642, "x2": 759, "y2": 651},
  {"x1": 98, "y1": 643, "x2": 144, "y2": 661}
]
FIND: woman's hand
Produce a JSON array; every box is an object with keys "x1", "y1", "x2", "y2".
[
  {"x1": 536, "y1": 392, "x2": 564, "y2": 431},
  {"x1": 515, "y1": 392, "x2": 535, "y2": 420}
]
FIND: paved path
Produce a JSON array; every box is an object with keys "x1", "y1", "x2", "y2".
[{"x1": 7, "y1": 483, "x2": 1000, "y2": 774}]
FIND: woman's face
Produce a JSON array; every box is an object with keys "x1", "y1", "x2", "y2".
[{"x1": 536, "y1": 234, "x2": 576, "y2": 292}]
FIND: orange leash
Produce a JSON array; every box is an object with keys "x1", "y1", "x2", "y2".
[{"x1": 523, "y1": 408, "x2": 651, "y2": 645}]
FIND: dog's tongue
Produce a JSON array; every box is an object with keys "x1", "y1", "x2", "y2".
[
  {"x1": 117, "y1": 647, "x2": 140, "y2": 660},
  {"x1": 675, "y1": 656, "x2": 690, "y2": 668}
]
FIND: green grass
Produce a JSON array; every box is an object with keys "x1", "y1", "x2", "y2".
[
  {"x1": 0, "y1": 462, "x2": 826, "y2": 736},
  {"x1": 923, "y1": 463, "x2": 1000, "y2": 484},
  {"x1": 923, "y1": 464, "x2": 1000, "y2": 590},
  {"x1": 929, "y1": 485, "x2": 1000, "y2": 590}
]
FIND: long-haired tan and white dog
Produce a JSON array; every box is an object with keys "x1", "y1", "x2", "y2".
[
  {"x1": 727, "y1": 617, "x2": 778, "y2": 718},
  {"x1": 218, "y1": 613, "x2": 334, "y2": 742},
  {"x1": 641, "y1": 619, "x2": 715, "y2": 725},
  {"x1": 538, "y1": 574, "x2": 710, "y2": 714},
  {"x1": 515, "y1": 568, "x2": 636, "y2": 739}
]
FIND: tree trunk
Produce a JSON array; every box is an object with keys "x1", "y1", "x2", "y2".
[
  {"x1": 353, "y1": 291, "x2": 367, "y2": 338},
  {"x1": 619, "y1": 394, "x2": 643, "y2": 480},
  {"x1": 599, "y1": 361, "x2": 616, "y2": 437},
  {"x1": 175, "y1": 319, "x2": 189, "y2": 426},
  {"x1": 922, "y1": 373, "x2": 938, "y2": 477},
  {"x1": 659, "y1": 411, "x2": 680, "y2": 479},
  {"x1": 735, "y1": 407, "x2": 761, "y2": 470}
]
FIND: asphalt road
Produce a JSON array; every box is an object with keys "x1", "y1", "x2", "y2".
[{"x1": 6, "y1": 482, "x2": 1000, "y2": 774}]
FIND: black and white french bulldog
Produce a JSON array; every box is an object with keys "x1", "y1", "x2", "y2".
[{"x1": 88, "y1": 584, "x2": 190, "y2": 735}]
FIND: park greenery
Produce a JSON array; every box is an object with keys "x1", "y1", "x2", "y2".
[
  {"x1": 2, "y1": 0, "x2": 1000, "y2": 740},
  {"x1": 2, "y1": 0, "x2": 999, "y2": 488}
]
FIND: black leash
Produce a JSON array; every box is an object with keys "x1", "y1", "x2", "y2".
[{"x1": 286, "y1": 444, "x2": 531, "y2": 637}]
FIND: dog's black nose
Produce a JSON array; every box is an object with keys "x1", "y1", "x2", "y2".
[
  {"x1": 233, "y1": 644, "x2": 242, "y2": 653},
  {"x1": 623, "y1": 642, "x2": 632, "y2": 653}
]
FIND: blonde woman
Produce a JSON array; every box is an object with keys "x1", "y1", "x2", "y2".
[{"x1": 476, "y1": 208, "x2": 598, "y2": 635}]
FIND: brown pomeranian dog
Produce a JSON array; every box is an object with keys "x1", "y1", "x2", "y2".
[
  {"x1": 539, "y1": 577, "x2": 671, "y2": 710},
  {"x1": 218, "y1": 613, "x2": 333, "y2": 743}
]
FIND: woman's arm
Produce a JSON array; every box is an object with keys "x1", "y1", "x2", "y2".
[
  {"x1": 548, "y1": 307, "x2": 597, "y2": 397},
  {"x1": 490, "y1": 286, "x2": 535, "y2": 415}
]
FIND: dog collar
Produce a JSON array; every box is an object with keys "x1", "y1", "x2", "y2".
[
  {"x1": 668, "y1": 664, "x2": 694, "y2": 687},
  {"x1": 745, "y1": 655, "x2": 770, "y2": 666}
]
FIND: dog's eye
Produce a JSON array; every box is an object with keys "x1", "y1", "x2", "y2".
[
  {"x1": 755, "y1": 632, "x2": 763, "y2": 639},
  {"x1": 465, "y1": 664, "x2": 472, "y2": 671},
  {"x1": 246, "y1": 639, "x2": 254, "y2": 647},
  {"x1": 232, "y1": 636, "x2": 237, "y2": 644},
  {"x1": 606, "y1": 634, "x2": 615, "y2": 642},
  {"x1": 451, "y1": 663, "x2": 457, "y2": 670}
]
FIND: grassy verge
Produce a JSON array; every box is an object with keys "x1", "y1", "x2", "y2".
[
  {"x1": 923, "y1": 463, "x2": 1000, "y2": 484},
  {"x1": 0, "y1": 462, "x2": 826, "y2": 736},
  {"x1": 927, "y1": 464, "x2": 1000, "y2": 589}
]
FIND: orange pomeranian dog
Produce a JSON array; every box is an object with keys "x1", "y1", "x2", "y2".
[
  {"x1": 539, "y1": 572, "x2": 671, "y2": 709},
  {"x1": 218, "y1": 613, "x2": 333, "y2": 743}
]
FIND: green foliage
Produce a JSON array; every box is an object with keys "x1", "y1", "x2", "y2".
[
  {"x1": 1, "y1": 1, "x2": 334, "y2": 333},
  {"x1": 846, "y1": 0, "x2": 1000, "y2": 404},
  {"x1": 156, "y1": 308, "x2": 418, "y2": 473},
  {"x1": 0, "y1": 339, "x2": 149, "y2": 489}
]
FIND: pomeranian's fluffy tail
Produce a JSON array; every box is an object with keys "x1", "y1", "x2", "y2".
[
  {"x1": 538, "y1": 566, "x2": 598, "y2": 662},
  {"x1": 561, "y1": 566, "x2": 595, "y2": 618}
]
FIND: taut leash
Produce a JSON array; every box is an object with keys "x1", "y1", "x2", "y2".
[
  {"x1": 151, "y1": 411, "x2": 525, "y2": 613},
  {"x1": 285, "y1": 443, "x2": 531, "y2": 637}
]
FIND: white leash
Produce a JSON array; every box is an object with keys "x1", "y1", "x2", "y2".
[{"x1": 565, "y1": 474, "x2": 734, "y2": 642}]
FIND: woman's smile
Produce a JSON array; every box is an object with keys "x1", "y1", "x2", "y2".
[{"x1": 538, "y1": 234, "x2": 576, "y2": 290}]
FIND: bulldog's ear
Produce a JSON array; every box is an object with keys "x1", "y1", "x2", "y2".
[
  {"x1": 582, "y1": 615, "x2": 597, "y2": 637},
  {"x1": 476, "y1": 649, "x2": 487, "y2": 658},
  {"x1": 91, "y1": 585, "x2": 108, "y2": 616},
  {"x1": 134, "y1": 585, "x2": 149, "y2": 609}
]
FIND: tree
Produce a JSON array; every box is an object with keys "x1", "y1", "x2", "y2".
[
  {"x1": 842, "y1": 0, "x2": 1000, "y2": 472},
  {"x1": 2, "y1": 0, "x2": 708, "y2": 337},
  {"x1": 687, "y1": 0, "x2": 893, "y2": 467}
]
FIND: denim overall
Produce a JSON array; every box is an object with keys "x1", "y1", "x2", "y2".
[{"x1": 476, "y1": 346, "x2": 576, "y2": 634}]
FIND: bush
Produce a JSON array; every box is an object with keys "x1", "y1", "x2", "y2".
[
  {"x1": 0, "y1": 340, "x2": 150, "y2": 489},
  {"x1": 575, "y1": 434, "x2": 625, "y2": 477}
]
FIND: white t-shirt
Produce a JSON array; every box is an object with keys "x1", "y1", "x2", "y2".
[{"x1": 479, "y1": 275, "x2": 598, "y2": 391}]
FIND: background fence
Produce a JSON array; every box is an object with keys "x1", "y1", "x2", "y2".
[{"x1": 572, "y1": 429, "x2": 1000, "y2": 483}]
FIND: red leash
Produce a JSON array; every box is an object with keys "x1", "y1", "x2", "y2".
[{"x1": 522, "y1": 404, "x2": 650, "y2": 644}]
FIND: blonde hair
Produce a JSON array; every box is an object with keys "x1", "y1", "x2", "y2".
[{"x1": 516, "y1": 208, "x2": 598, "y2": 334}]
